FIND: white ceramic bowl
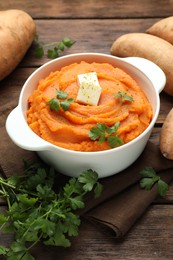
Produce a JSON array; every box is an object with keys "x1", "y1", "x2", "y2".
[{"x1": 6, "y1": 53, "x2": 166, "y2": 178}]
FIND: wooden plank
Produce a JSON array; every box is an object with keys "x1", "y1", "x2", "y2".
[
  {"x1": 0, "y1": 68, "x2": 35, "y2": 125},
  {"x1": 0, "y1": 18, "x2": 162, "y2": 67},
  {"x1": 34, "y1": 18, "x2": 156, "y2": 50},
  {"x1": 0, "y1": 205, "x2": 173, "y2": 259},
  {"x1": 30, "y1": 205, "x2": 173, "y2": 259},
  {"x1": 0, "y1": 0, "x2": 172, "y2": 18},
  {"x1": 0, "y1": 1, "x2": 173, "y2": 259},
  {"x1": 34, "y1": 18, "x2": 158, "y2": 60}
]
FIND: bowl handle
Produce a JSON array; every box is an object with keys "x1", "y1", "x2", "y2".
[
  {"x1": 123, "y1": 57, "x2": 166, "y2": 94},
  {"x1": 6, "y1": 106, "x2": 47, "y2": 151}
]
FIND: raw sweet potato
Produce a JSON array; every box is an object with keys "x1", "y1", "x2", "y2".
[
  {"x1": 146, "y1": 16, "x2": 173, "y2": 45},
  {"x1": 110, "y1": 33, "x2": 173, "y2": 96},
  {"x1": 160, "y1": 108, "x2": 173, "y2": 160},
  {"x1": 0, "y1": 9, "x2": 36, "y2": 80}
]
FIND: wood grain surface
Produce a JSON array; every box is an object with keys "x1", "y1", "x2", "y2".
[{"x1": 1, "y1": 1, "x2": 173, "y2": 259}]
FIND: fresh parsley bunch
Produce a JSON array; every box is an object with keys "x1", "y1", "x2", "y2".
[{"x1": 0, "y1": 162, "x2": 102, "y2": 259}]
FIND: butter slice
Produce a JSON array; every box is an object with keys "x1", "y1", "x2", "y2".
[{"x1": 76, "y1": 72, "x2": 102, "y2": 106}]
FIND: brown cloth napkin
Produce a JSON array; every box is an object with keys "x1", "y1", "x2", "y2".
[
  {"x1": 79, "y1": 141, "x2": 173, "y2": 238},
  {"x1": 84, "y1": 169, "x2": 173, "y2": 238},
  {"x1": 1, "y1": 122, "x2": 173, "y2": 239}
]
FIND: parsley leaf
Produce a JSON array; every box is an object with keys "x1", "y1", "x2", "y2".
[
  {"x1": 158, "y1": 179, "x2": 169, "y2": 197},
  {"x1": 47, "y1": 90, "x2": 74, "y2": 112},
  {"x1": 63, "y1": 37, "x2": 75, "y2": 48},
  {"x1": 139, "y1": 167, "x2": 169, "y2": 196},
  {"x1": 108, "y1": 135, "x2": 124, "y2": 148},
  {"x1": 60, "y1": 99, "x2": 73, "y2": 111},
  {"x1": 34, "y1": 35, "x2": 75, "y2": 59},
  {"x1": 140, "y1": 177, "x2": 156, "y2": 190},
  {"x1": 106, "y1": 122, "x2": 120, "y2": 134},
  {"x1": 0, "y1": 245, "x2": 8, "y2": 255},
  {"x1": 47, "y1": 47, "x2": 59, "y2": 59},
  {"x1": 79, "y1": 169, "x2": 100, "y2": 192},
  {"x1": 88, "y1": 123, "x2": 106, "y2": 143},
  {"x1": 0, "y1": 162, "x2": 103, "y2": 259},
  {"x1": 115, "y1": 91, "x2": 134, "y2": 104},
  {"x1": 88, "y1": 122, "x2": 124, "y2": 148},
  {"x1": 56, "y1": 90, "x2": 68, "y2": 99},
  {"x1": 35, "y1": 46, "x2": 44, "y2": 59},
  {"x1": 47, "y1": 98, "x2": 60, "y2": 111}
]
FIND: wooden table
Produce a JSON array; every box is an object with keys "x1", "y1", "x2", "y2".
[{"x1": 1, "y1": 1, "x2": 173, "y2": 259}]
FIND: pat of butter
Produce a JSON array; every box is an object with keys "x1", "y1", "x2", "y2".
[{"x1": 76, "y1": 72, "x2": 102, "y2": 106}]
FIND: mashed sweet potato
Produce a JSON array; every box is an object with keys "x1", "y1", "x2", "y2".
[{"x1": 27, "y1": 61, "x2": 152, "y2": 152}]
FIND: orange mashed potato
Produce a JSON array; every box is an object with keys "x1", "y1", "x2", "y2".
[{"x1": 27, "y1": 61, "x2": 152, "y2": 152}]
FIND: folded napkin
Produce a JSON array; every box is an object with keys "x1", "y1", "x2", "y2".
[
  {"x1": 1, "y1": 123, "x2": 173, "y2": 239},
  {"x1": 84, "y1": 169, "x2": 173, "y2": 238},
  {"x1": 79, "y1": 141, "x2": 173, "y2": 237}
]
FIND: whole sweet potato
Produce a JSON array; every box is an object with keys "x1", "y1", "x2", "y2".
[
  {"x1": 160, "y1": 108, "x2": 173, "y2": 160},
  {"x1": 0, "y1": 9, "x2": 36, "y2": 80},
  {"x1": 147, "y1": 16, "x2": 173, "y2": 45},
  {"x1": 110, "y1": 33, "x2": 173, "y2": 96}
]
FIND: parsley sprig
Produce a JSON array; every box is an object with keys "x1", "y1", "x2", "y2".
[
  {"x1": 88, "y1": 122, "x2": 124, "y2": 148},
  {"x1": 0, "y1": 162, "x2": 102, "y2": 259},
  {"x1": 47, "y1": 90, "x2": 74, "y2": 112},
  {"x1": 34, "y1": 35, "x2": 75, "y2": 59},
  {"x1": 139, "y1": 167, "x2": 169, "y2": 196},
  {"x1": 115, "y1": 91, "x2": 134, "y2": 104}
]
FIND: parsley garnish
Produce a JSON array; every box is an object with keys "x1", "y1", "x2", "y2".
[
  {"x1": 88, "y1": 122, "x2": 124, "y2": 148},
  {"x1": 115, "y1": 91, "x2": 134, "y2": 104},
  {"x1": 0, "y1": 162, "x2": 103, "y2": 259},
  {"x1": 139, "y1": 167, "x2": 169, "y2": 197},
  {"x1": 47, "y1": 90, "x2": 74, "y2": 112},
  {"x1": 34, "y1": 35, "x2": 75, "y2": 59}
]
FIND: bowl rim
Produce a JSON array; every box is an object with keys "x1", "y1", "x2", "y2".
[{"x1": 16, "y1": 52, "x2": 161, "y2": 155}]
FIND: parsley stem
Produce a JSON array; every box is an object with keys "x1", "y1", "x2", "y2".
[
  {"x1": 0, "y1": 183, "x2": 11, "y2": 208},
  {"x1": 0, "y1": 178, "x2": 16, "y2": 189},
  {"x1": 26, "y1": 234, "x2": 42, "y2": 252},
  {"x1": 38, "y1": 40, "x2": 75, "y2": 49},
  {"x1": 0, "y1": 178, "x2": 38, "y2": 198},
  {"x1": 41, "y1": 42, "x2": 61, "y2": 47},
  {"x1": 21, "y1": 207, "x2": 52, "y2": 240},
  {"x1": 0, "y1": 216, "x2": 10, "y2": 232}
]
